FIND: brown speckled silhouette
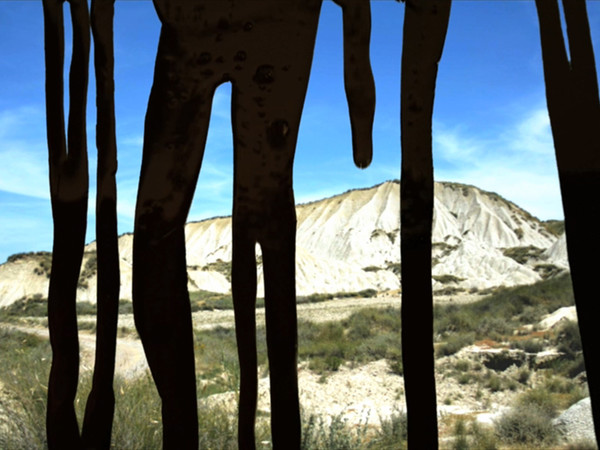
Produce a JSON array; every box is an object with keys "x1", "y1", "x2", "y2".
[
  {"x1": 41, "y1": 1, "x2": 600, "y2": 449},
  {"x1": 43, "y1": 0, "x2": 90, "y2": 447},
  {"x1": 400, "y1": 2, "x2": 450, "y2": 448},
  {"x1": 132, "y1": 1, "x2": 374, "y2": 448},
  {"x1": 43, "y1": 0, "x2": 120, "y2": 448},
  {"x1": 535, "y1": 1, "x2": 600, "y2": 445}
]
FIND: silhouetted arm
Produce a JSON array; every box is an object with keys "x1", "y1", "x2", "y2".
[{"x1": 334, "y1": 0, "x2": 375, "y2": 169}]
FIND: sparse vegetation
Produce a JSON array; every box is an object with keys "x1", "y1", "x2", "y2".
[
  {"x1": 370, "y1": 228, "x2": 396, "y2": 244},
  {"x1": 502, "y1": 246, "x2": 544, "y2": 264},
  {"x1": 432, "y1": 242, "x2": 458, "y2": 257},
  {"x1": 433, "y1": 274, "x2": 465, "y2": 284},
  {"x1": 7, "y1": 251, "x2": 53, "y2": 279},
  {"x1": 77, "y1": 252, "x2": 98, "y2": 289},
  {"x1": 533, "y1": 263, "x2": 564, "y2": 279},
  {"x1": 495, "y1": 390, "x2": 560, "y2": 446},
  {"x1": 0, "y1": 294, "x2": 47, "y2": 319},
  {"x1": 543, "y1": 219, "x2": 565, "y2": 236},
  {"x1": 202, "y1": 259, "x2": 232, "y2": 281},
  {"x1": 1, "y1": 271, "x2": 591, "y2": 448},
  {"x1": 384, "y1": 262, "x2": 401, "y2": 276},
  {"x1": 513, "y1": 227, "x2": 524, "y2": 240}
]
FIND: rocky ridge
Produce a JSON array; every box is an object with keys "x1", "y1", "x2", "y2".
[{"x1": 0, "y1": 180, "x2": 568, "y2": 308}]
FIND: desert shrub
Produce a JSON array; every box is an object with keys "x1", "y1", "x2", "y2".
[
  {"x1": 550, "y1": 353, "x2": 587, "y2": 378},
  {"x1": 502, "y1": 246, "x2": 543, "y2": 264},
  {"x1": 543, "y1": 219, "x2": 565, "y2": 236},
  {"x1": 0, "y1": 328, "x2": 51, "y2": 447},
  {"x1": 452, "y1": 417, "x2": 469, "y2": 450},
  {"x1": 363, "y1": 266, "x2": 382, "y2": 272},
  {"x1": 534, "y1": 263, "x2": 564, "y2": 279},
  {"x1": 119, "y1": 300, "x2": 134, "y2": 315},
  {"x1": 370, "y1": 410, "x2": 407, "y2": 449},
  {"x1": 434, "y1": 274, "x2": 574, "y2": 342},
  {"x1": 495, "y1": 403, "x2": 558, "y2": 446},
  {"x1": 297, "y1": 289, "x2": 377, "y2": 305},
  {"x1": 563, "y1": 441, "x2": 598, "y2": 450},
  {"x1": 299, "y1": 322, "x2": 348, "y2": 372},
  {"x1": 0, "y1": 294, "x2": 47, "y2": 319},
  {"x1": 484, "y1": 372, "x2": 504, "y2": 392},
  {"x1": 555, "y1": 320, "x2": 583, "y2": 358},
  {"x1": 435, "y1": 304, "x2": 476, "y2": 335},
  {"x1": 436, "y1": 333, "x2": 475, "y2": 357},
  {"x1": 201, "y1": 259, "x2": 232, "y2": 281},
  {"x1": 76, "y1": 301, "x2": 97, "y2": 316},
  {"x1": 469, "y1": 421, "x2": 499, "y2": 450},
  {"x1": 541, "y1": 376, "x2": 586, "y2": 410},
  {"x1": 386, "y1": 262, "x2": 401, "y2": 275},
  {"x1": 433, "y1": 274, "x2": 465, "y2": 284},
  {"x1": 357, "y1": 289, "x2": 377, "y2": 298},
  {"x1": 434, "y1": 287, "x2": 466, "y2": 296},
  {"x1": 297, "y1": 307, "x2": 403, "y2": 374},
  {"x1": 301, "y1": 413, "x2": 371, "y2": 450},
  {"x1": 517, "y1": 387, "x2": 560, "y2": 418},
  {"x1": 454, "y1": 359, "x2": 470, "y2": 372},
  {"x1": 516, "y1": 367, "x2": 531, "y2": 384},
  {"x1": 475, "y1": 317, "x2": 512, "y2": 340},
  {"x1": 189, "y1": 290, "x2": 234, "y2": 311},
  {"x1": 387, "y1": 353, "x2": 403, "y2": 376},
  {"x1": 78, "y1": 320, "x2": 97, "y2": 332},
  {"x1": 77, "y1": 252, "x2": 97, "y2": 289},
  {"x1": 510, "y1": 337, "x2": 545, "y2": 353}
]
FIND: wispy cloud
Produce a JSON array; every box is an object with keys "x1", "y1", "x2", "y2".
[{"x1": 434, "y1": 106, "x2": 563, "y2": 220}]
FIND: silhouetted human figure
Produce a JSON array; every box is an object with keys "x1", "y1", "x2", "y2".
[
  {"x1": 535, "y1": 0, "x2": 600, "y2": 446},
  {"x1": 399, "y1": 1, "x2": 451, "y2": 448},
  {"x1": 131, "y1": 1, "x2": 374, "y2": 448}
]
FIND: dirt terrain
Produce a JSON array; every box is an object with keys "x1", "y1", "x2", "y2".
[{"x1": 3, "y1": 291, "x2": 592, "y2": 447}]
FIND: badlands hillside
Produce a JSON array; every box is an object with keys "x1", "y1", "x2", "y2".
[{"x1": 0, "y1": 180, "x2": 568, "y2": 308}]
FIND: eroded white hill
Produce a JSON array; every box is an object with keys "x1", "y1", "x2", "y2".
[{"x1": 0, "y1": 181, "x2": 569, "y2": 307}]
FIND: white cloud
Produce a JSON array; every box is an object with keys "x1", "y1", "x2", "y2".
[{"x1": 433, "y1": 106, "x2": 563, "y2": 220}]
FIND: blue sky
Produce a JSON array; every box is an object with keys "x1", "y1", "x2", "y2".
[{"x1": 1, "y1": 1, "x2": 599, "y2": 264}]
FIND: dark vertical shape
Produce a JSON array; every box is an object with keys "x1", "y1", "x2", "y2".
[
  {"x1": 82, "y1": 0, "x2": 120, "y2": 448},
  {"x1": 535, "y1": 0, "x2": 600, "y2": 445},
  {"x1": 43, "y1": 0, "x2": 90, "y2": 447},
  {"x1": 132, "y1": 2, "x2": 374, "y2": 447},
  {"x1": 334, "y1": 0, "x2": 376, "y2": 169},
  {"x1": 400, "y1": 1, "x2": 450, "y2": 448}
]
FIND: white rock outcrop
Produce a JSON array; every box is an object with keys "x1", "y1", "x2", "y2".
[{"x1": 0, "y1": 181, "x2": 567, "y2": 306}]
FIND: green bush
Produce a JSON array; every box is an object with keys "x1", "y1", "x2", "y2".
[
  {"x1": 433, "y1": 274, "x2": 465, "y2": 284},
  {"x1": 510, "y1": 337, "x2": 545, "y2": 353},
  {"x1": 495, "y1": 403, "x2": 558, "y2": 446},
  {"x1": 533, "y1": 263, "x2": 564, "y2": 279},
  {"x1": 201, "y1": 259, "x2": 232, "y2": 281},
  {"x1": 502, "y1": 246, "x2": 543, "y2": 264},
  {"x1": 517, "y1": 387, "x2": 559, "y2": 419},
  {"x1": 301, "y1": 413, "x2": 372, "y2": 450},
  {"x1": 555, "y1": 320, "x2": 583, "y2": 358},
  {"x1": 0, "y1": 294, "x2": 47, "y2": 319},
  {"x1": 436, "y1": 333, "x2": 475, "y2": 357},
  {"x1": 370, "y1": 411, "x2": 407, "y2": 449}
]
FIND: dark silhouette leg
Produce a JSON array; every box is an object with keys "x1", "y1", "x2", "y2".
[
  {"x1": 133, "y1": 29, "x2": 222, "y2": 449},
  {"x1": 43, "y1": 0, "x2": 90, "y2": 447},
  {"x1": 400, "y1": 1, "x2": 451, "y2": 448},
  {"x1": 232, "y1": 230, "x2": 259, "y2": 449},
  {"x1": 262, "y1": 233, "x2": 300, "y2": 448},
  {"x1": 535, "y1": 1, "x2": 600, "y2": 444},
  {"x1": 82, "y1": 1, "x2": 120, "y2": 447}
]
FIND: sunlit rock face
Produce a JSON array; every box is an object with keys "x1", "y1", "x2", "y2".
[{"x1": 0, "y1": 180, "x2": 568, "y2": 305}]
